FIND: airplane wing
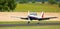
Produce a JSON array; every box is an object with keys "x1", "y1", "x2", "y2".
[
  {"x1": 11, "y1": 16, "x2": 57, "y2": 21},
  {"x1": 38, "y1": 17, "x2": 57, "y2": 20},
  {"x1": 20, "y1": 16, "x2": 57, "y2": 20}
]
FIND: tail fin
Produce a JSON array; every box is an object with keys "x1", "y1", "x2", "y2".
[{"x1": 41, "y1": 11, "x2": 44, "y2": 18}]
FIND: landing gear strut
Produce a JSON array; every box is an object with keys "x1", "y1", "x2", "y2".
[{"x1": 28, "y1": 17, "x2": 30, "y2": 24}]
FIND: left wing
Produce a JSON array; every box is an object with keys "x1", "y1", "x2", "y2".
[{"x1": 11, "y1": 16, "x2": 28, "y2": 19}]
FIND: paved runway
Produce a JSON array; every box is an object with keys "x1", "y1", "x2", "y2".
[{"x1": 0, "y1": 22, "x2": 60, "y2": 27}]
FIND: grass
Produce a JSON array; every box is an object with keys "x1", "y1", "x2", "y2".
[
  {"x1": 0, "y1": 25, "x2": 60, "y2": 29},
  {"x1": 0, "y1": 21, "x2": 60, "y2": 24},
  {"x1": 14, "y1": 3, "x2": 60, "y2": 12},
  {"x1": 0, "y1": 21, "x2": 60, "y2": 29}
]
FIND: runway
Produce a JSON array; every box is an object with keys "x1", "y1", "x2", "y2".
[{"x1": 0, "y1": 22, "x2": 60, "y2": 27}]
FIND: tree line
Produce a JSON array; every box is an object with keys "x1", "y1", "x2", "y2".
[
  {"x1": 0, "y1": 0, "x2": 60, "y2": 12},
  {"x1": 19, "y1": 0, "x2": 60, "y2": 7},
  {"x1": 0, "y1": 0, "x2": 16, "y2": 12}
]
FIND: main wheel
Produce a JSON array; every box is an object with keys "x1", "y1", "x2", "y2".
[
  {"x1": 28, "y1": 21, "x2": 30, "y2": 24},
  {"x1": 37, "y1": 23, "x2": 39, "y2": 24}
]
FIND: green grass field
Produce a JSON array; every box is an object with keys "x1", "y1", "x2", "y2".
[
  {"x1": 0, "y1": 21, "x2": 60, "y2": 29},
  {"x1": 14, "y1": 3, "x2": 60, "y2": 12},
  {"x1": 0, "y1": 21, "x2": 60, "y2": 24},
  {"x1": 0, "y1": 25, "x2": 60, "y2": 29}
]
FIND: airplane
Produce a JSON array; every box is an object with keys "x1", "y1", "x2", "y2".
[{"x1": 11, "y1": 11, "x2": 57, "y2": 24}]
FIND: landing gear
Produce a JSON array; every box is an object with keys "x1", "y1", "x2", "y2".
[
  {"x1": 37, "y1": 22, "x2": 40, "y2": 24},
  {"x1": 28, "y1": 21, "x2": 30, "y2": 24},
  {"x1": 37, "y1": 20, "x2": 40, "y2": 24},
  {"x1": 27, "y1": 17, "x2": 30, "y2": 24}
]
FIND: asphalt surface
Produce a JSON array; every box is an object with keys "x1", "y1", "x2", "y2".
[{"x1": 0, "y1": 22, "x2": 60, "y2": 27}]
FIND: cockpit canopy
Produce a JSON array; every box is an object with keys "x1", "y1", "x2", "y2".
[{"x1": 29, "y1": 12, "x2": 37, "y2": 16}]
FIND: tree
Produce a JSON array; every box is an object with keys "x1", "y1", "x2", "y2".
[
  {"x1": 58, "y1": 3, "x2": 60, "y2": 7},
  {"x1": 41, "y1": 0, "x2": 45, "y2": 4},
  {"x1": 0, "y1": 0, "x2": 17, "y2": 12},
  {"x1": 19, "y1": 0, "x2": 28, "y2": 3},
  {"x1": 32, "y1": 0, "x2": 35, "y2": 3},
  {"x1": 23, "y1": 0, "x2": 28, "y2": 3},
  {"x1": 0, "y1": 5, "x2": 3, "y2": 11},
  {"x1": 8, "y1": 0, "x2": 17, "y2": 12},
  {"x1": 48, "y1": 0, "x2": 56, "y2": 4},
  {"x1": 0, "y1": 0, "x2": 4, "y2": 11}
]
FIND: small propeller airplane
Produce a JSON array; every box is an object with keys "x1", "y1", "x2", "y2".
[{"x1": 11, "y1": 11, "x2": 57, "y2": 24}]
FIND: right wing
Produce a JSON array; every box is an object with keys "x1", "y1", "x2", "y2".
[{"x1": 38, "y1": 17, "x2": 57, "y2": 20}]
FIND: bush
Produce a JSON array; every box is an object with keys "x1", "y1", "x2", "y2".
[
  {"x1": 0, "y1": 0, "x2": 17, "y2": 12},
  {"x1": 32, "y1": 0, "x2": 35, "y2": 3},
  {"x1": 58, "y1": 3, "x2": 60, "y2": 7},
  {"x1": 48, "y1": 0, "x2": 56, "y2": 4},
  {"x1": 19, "y1": 0, "x2": 28, "y2": 3},
  {"x1": 41, "y1": 0, "x2": 45, "y2": 4}
]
